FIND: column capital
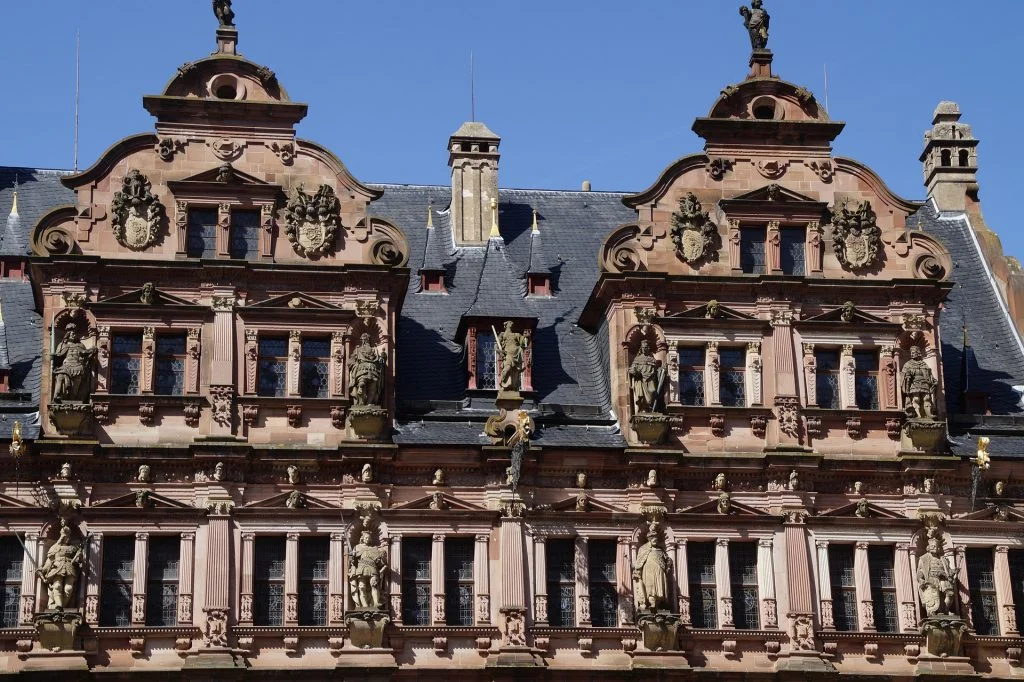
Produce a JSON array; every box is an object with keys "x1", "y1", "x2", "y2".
[
  {"x1": 330, "y1": 532, "x2": 345, "y2": 542},
  {"x1": 180, "y1": 531, "x2": 196, "y2": 542},
  {"x1": 996, "y1": 545, "x2": 1010, "y2": 554},
  {"x1": 716, "y1": 537, "x2": 730, "y2": 547},
  {"x1": 855, "y1": 541, "x2": 870, "y2": 550},
  {"x1": 815, "y1": 540, "x2": 829, "y2": 550},
  {"x1": 241, "y1": 532, "x2": 255, "y2": 542},
  {"x1": 286, "y1": 532, "x2": 300, "y2": 542},
  {"x1": 136, "y1": 531, "x2": 149, "y2": 541},
  {"x1": 895, "y1": 543, "x2": 911, "y2": 551},
  {"x1": 758, "y1": 538, "x2": 773, "y2": 549},
  {"x1": 432, "y1": 533, "x2": 445, "y2": 543},
  {"x1": 476, "y1": 533, "x2": 490, "y2": 543},
  {"x1": 25, "y1": 532, "x2": 38, "y2": 542}
]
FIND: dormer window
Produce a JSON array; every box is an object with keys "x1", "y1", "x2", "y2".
[{"x1": 475, "y1": 330, "x2": 497, "y2": 390}]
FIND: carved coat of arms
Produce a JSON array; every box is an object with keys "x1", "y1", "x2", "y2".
[
  {"x1": 670, "y1": 192, "x2": 716, "y2": 264},
  {"x1": 831, "y1": 199, "x2": 881, "y2": 270},
  {"x1": 110, "y1": 170, "x2": 164, "y2": 250},
  {"x1": 283, "y1": 184, "x2": 341, "y2": 258}
]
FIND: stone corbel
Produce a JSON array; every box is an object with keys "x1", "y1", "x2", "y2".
[
  {"x1": 139, "y1": 402, "x2": 155, "y2": 426},
  {"x1": 846, "y1": 417, "x2": 861, "y2": 439},
  {"x1": 175, "y1": 200, "x2": 188, "y2": 255},
  {"x1": 95, "y1": 326, "x2": 111, "y2": 393},
  {"x1": 286, "y1": 404, "x2": 302, "y2": 428},
  {"x1": 330, "y1": 331, "x2": 346, "y2": 397},
  {"x1": 746, "y1": 341, "x2": 762, "y2": 405},
  {"x1": 242, "y1": 403, "x2": 258, "y2": 428},
  {"x1": 706, "y1": 341, "x2": 721, "y2": 406},
  {"x1": 807, "y1": 221, "x2": 823, "y2": 273},
  {"x1": 840, "y1": 344, "x2": 857, "y2": 409},
  {"x1": 244, "y1": 329, "x2": 258, "y2": 395}
]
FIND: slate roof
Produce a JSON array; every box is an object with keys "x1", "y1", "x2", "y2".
[{"x1": 0, "y1": 167, "x2": 74, "y2": 256}]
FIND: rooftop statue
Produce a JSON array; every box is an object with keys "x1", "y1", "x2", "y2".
[
  {"x1": 52, "y1": 325, "x2": 96, "y2": 403},
  {"x1": 902, "y1": 346, "x2": 938, "y2": 419},
  {"x1": 348, "y1": 333, "x2": 385, "y2": 407},
  {"x1": 38, "y1": 521, "x2": 83, "y2": 610},
  {"x1": 739, "y1": 0, "x2": 770, "y2": 50},
  {"x1": 213, "y1": 0, "x2": 234, "y2": 28}
]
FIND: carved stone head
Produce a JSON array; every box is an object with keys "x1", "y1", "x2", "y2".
[
  {"x1": 855, "y1": 499, "x2": 869, "y2": 518},
  {"x1": 137, "y1": 464, "x2": 151, "y2": 483},
  {"x1": 58, "y1": 462, "x2": 71, "y2": 480},
  {"x1": 923, "y1": 477, "x2": 934, "y2": 494},
  {"x1": 646, "y1": 469, "x2": 658, "y2": 488},
  {"x1": 213, "y1": 461, "x2": 225, "y2": 482},
  {"x1": 361, "y1": 463, "x2": 373, "y2": 483},
  {"x1": 286, "y1": 465, "x2": 299, "y2": 485},
  {"x1": 717, "y1": 492, "x2": 731, "y2": 515},
  {"x1": 995, "y1": 480, "x2": 1006, "y2": 497},
  {"x1": 576, "y1": 471, "x2": 587, "y2": 489},
  {"x1": 432, "y1": 468, "x2": 445, "y2": 486},
  {"x1": 854, "y1": 480, "x2": 863, "y2": 494},
  {"x1": 713, "y1": 472, "x2": 727, "y2": 491}
]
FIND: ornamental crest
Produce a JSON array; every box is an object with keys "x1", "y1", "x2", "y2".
[
  {"x1": 831, "y1": 199, "x2": 881, "y2": 270},
  {"x1": 283, "y1": 184, "x2": 341, "y2": 258},
  {"x1": 110, "y1": 170, "x2": 164, "y2": 250},
  {"x1": 670, "y1": 192, "x2": 716, "y2": 264}
]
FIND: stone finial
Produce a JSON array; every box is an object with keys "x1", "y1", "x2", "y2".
[{"x1": 932, "y1": 101, "x2": 961, "y2": 124}]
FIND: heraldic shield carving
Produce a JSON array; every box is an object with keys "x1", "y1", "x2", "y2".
[
  {"x1": 831, "y1": 199, "x2": 882, "y2": 270},
  {"x1": 283, "y1": 184, "x2": 342, "y2": 258},
  {"x1": 670, "y1": 192, "x2": 716, "y2": 264},
  {"x1": 111, "y1": 170, "x2": 165, "y2": 250}
]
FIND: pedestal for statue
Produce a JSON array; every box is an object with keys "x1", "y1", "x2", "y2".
[
  {"x1": 921, "y1": 615, "x2": 968, "y2": 657},
  {"x1": 630, "y1": 612, "x2": 689, "y2": 670},
  {"x1": 630, "y1": 413, "x2": 670, "y2": 445},
  {"x1": 902, "y1": 419, "x2": 946, "y2": 453},
  {"x1": 22, "y1": 610, "x2": 88, "y2": 673},
  {"x1": 348, "y1": 405, "x2": 389, "y2": 440},
  {"x1": 336, "y1": 610, "x2": 397, "y2": 676},
  {"x1": 47, "y1": 403, "x2": 92, "y2": 436}
]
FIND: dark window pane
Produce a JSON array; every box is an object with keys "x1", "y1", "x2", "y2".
[
  {"x1": 186, "y1": 208, "x2": 217, "y2": 259},
  {"x1": 816, "y1": 350, "x2": 841, "y2": 409},
  {"x1": 475, "y1": 331, "x2": 496, "y2": 390},
  {"x1": 444, "y1": 538, "x2": 474, "y2": 626},
  {"x1": 147, "y1": 538, "x2": 180, "y2": 626},
  {"x1": 299, "y1": 537, "x2": 329, "y2": 626},
  {"x1": 729, "y1": 543, "x2": 759, "y2": 630},
  {"x1": 1009, "y1": 550, "x2": 1024, "y2": 633},
  {"x1": 720, "y1": 349, "x2": 746, "y2": 407},
  {"x1": 546, "y1": 539, "x2": 575, "y2": 627},
  {"x1": 854, "y1": 350, "x2": 879, "y2": 410},
  {"x1": 401, "y1": 538, "x2": 431, "y2": 625},
  {"x1": 829, "y1": 545, "x2": 857, "y2": 631},
  {"x1": 229, "y1": 209, "x2": 260, "y2": 260},
  {"x1": 101, "y1": 536, "x2": 135, "y2": 626},
  {"x1": 155, "y1": 334, "x2": 187, "y2": 396},
  {"x1": 253, "y1": 537, "x2": 286, "y2": 626},
  {"x1": 967, "y1": 548, "x2": 998, "y2": 635},
  {"x1": 0, "y1": 538, "x2": 22, "y2": 628},
  {"x1": 688, "y1": 542, "x2": 717, "y2": 629},
  {"x1": 300, "y1": 338, "x2": 331, "y2": 399},
  {"x1": 258, "y1": 337, "x2": 288, "y2": 397},
  {"x1": 111, "y1": 333, "x2": 143, "y2": 394},
  {"x1": 868, "y1": 546, "x2": 897, "y2": 633},
  {"x1": 780, "y1": 227, "x2": 806, "y2": 275},
  {"x1": 589, "y1": 540, "x2": 618, "y2": 627},
  {"x1": 740, "y1": 227, "x2": 766, "y2": 274}
]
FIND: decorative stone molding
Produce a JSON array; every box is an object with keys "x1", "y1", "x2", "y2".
[
  {"x1": 746, "y1": 341, "x2": 762, "y2": 405},
  {"x1": 750, "y1": 414, "x2": 767, "y2": 438},
  {"x1": 756, "y1": 159, "x2": 788, "y2": 179},
  {"x1": 710, "y1": 413, "x2": 725, "y2": 438},
  {"x1": 283, "y1": 184, "x2": 341, "y2": 258},
  {"x1": 774, "y1": 396, "x2": 800, "y2": 438},
  {"x1": 269, "y1": 141, "x2": 295, "y2": 165},
  {"x1": 789, "y1": 612, "x2": 815, "y2": 651},
  {"x1": 706, "y1": 157, "x2": 733, "y2": 180},
  {"x1": 111, "y1": 170, "x2": 165, "y2": 250},
  {"x1": 211, "y1": 295, "x2": 235, "y2": 312},
  {"x1": 534, "y1": 594, "x2": 548, "y2": 623},
  {"x1": 832, "y1": 199, "x2": 882, "y2": 270},
  {"x1": 92, "y1": 402, "x2": 111, "y2": 425},
  {"x1": 807, "y1": 159, "x2": 833, "y2": 183},
  {"x1": 241, "y1": 403, "x2": 258, "y2": 427},
  {"x1": 770, "y1": 310, "x2": 793, "y2": 327},
  {"x1": 186, "y1": 327, "x2": 201, "y2": 393},
  {"x1": 155, "y1": 137, "x2": 186, "y2": 162},
  {"x1": 762, "y1": 597, "x2": 778, "y2": 628},
  {"x1": 885, "y1": 416, "x2": 903, "y2": 439},
  {"x1": 807, "y1": 220, "x2": 823, "y2": 272},
  {"x1": 820, "y1": 598, "x2": 834, "y2": 629},
  {"x1": 138, "y1": 402, "x2": 155, "y2": 426},
  {"x1": 846, "y1": 417, "x2": 861, "y2": 439},
  {"x1": 183, "y1": 399, "x2": 201, "y2": 428},
  {"x1": 286, "y1": 404, "x2": 302, "y2": 428},
  {"x1": 670, "y1": 193, "x2": 717, "y2": 264},
  {"x1": 861, "y1": 599, "x2": 875, "y2": 630},
  {"x1": 329, "y1": 405, "x2": 346, "y2": 429},
  {"x1": 202, "y1": 608, "x2": 229, "y2": 648},
  {"x1": 210, "y1": 385, "x2": 233, "y2": 428}
]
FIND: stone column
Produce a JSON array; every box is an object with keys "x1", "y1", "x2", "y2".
[
  {"x1": 431, "y1": 533, "x2": 445, "y2": 625},
  {"x1": 807, "y1": 221, "x2": 823, "y2": 273},
  {"x1": 675, "y1": 539, "x2": 690, "y2": 625},
  {"x1": 784, "y1": 512, "x2": 816, "y2": 652},
  {"x1": 388, "y1": 535, "x2": 402, "y2": 623},
  {"x1": 209, "y1": 293, "x2": 236, "y2": 437},
  {"x1": 840, "y1": 345, "x2": 857, "y2": 410},
  {"x1": 894, "y1": 543, "x2": 916, "y2": 632},
  {"x1": 178, "y1": 532, "x2": 195, "y2": 624},
  {"x1": 576, "y1": 536, "x2": 591, "y2": 626},
  {"x1": 533, "y1": 535, "x2": 548, "y2": 625},
  {"x1": 239, "y1": 532, "x2": 254, "y2": 625},
  {"x1": 19, "y1": 533, "x2": 40, "y2": 625},
  {"x1": 329, "y1": 532, "x2": 345, "y2": 624},
  {"x1": 767, "y1": 220, "x2": 781, "y2": 273},
  {"x1": 141, "y1": 327, "x2": 156, "y2": 395},
  {"x1": 880, "y1": 346, "x2": 899, "y2": 411},
  {"x1": 854, "y1": 541, "x2": 875, "y2": 631},
  {"x1": 287, "y1": 330, "x2": 301, "y2": 397},
  {"x1": 747, "y1": 342, "x2": 763, "y2": 406},
  {"x1": 284, "y1": 532, "x2": 299, "y2": 625},
  {"x1": 617, "y1": 536, "x2": 633, "y2": 626},
  {"x1": 995, "y1": 546, "x2": 1017, "y2": 635},
  {"x1": 716, "y1": 538, "x2": 734, "y2": 628},
  {"x1": 202, "y1": 511, "x2": 231, "y2": 646},
  {"x1": 131, "y1": 532, "x2": 149, "y2": 625},
  {"x1": 815, "y1": 540, "x2": 834, "y2": 630},
  {"x1": 707, "y1": 341, "x2": 721, "y2": 406},
  {"x1": 499, "y1": 514, "x2": 527, "y2": 643},
  {"x1": 758, "y1": 538, "x2": 778, "y2": 629},
  {"x1": 475, "y1": 533, "x2": 491, "y2": 625},
  {"x1": 770, "y1": 311, "x2": 800, "y2": 446}
]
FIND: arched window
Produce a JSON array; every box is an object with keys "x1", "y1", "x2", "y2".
[
  {"x1": 940, "y1": 149, "x2": 952, "y2": 167},
  {"x1": 959, "y1": 149, "x2": 970, "y2": 167}
]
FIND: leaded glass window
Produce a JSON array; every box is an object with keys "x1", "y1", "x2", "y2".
[
  {"x1": 828, "y1": 545, "x2": 857, "y2": 631},
  {"x1": 253, "y1": 537, "x2": 286, "y2": 626},
  {"x1": 101, "y1": 536, "x2": 134, "y2": 627},
  {"x1": 229, "y1": 209, "x2": 260, "y2": 260},
  {"x1": 589, "y1": 540, "x2": 617, "y2": 627},
  {"x1": 678, "y1": 347, "x2": 706, "y2": 407},
  {"x1": 444, "y1": 538, "x2": 474, "y2": 626},
  {"x1": 780, "y1": 227, "x2": 806, "y2": 275},
  {"x1": 854, "y1": 350, "x2": 880, "y2": 410},
  {"x1": 719, "y1": 348, "x2": 746, "y2": 407},
  {"x1": 1009, "y1": 549, "x2": 1024, "y2": 633},
  {"x1": 729, "y1": 542, "x2": 759, "y2": 630},
  {"x1": 186, "y1": 208, "x2": 217, "y2": 259},
  {"x1": 0, "y1": 537, "x2": 22, "y2": 628},
  {"x1": 688, "y1": 541, "x2": 717, "y2": 629},
  {"x1": 546, "y1": 539, "x2": 576, "y2": 627},
  {"x1": 475, "y1": 331, "x2": 496, "y2": 390},
  {"x1": 401, "y1": 538, "x2": 431, "y2": 625},
  {"x1": 815, "y1": 349, "x2": 841, "y2": 409},
  {"x1": 740, "y1": 227, "x2": 766, "y2": 274},
  {"x1": 110, "y1": 333, "x2": 143, "y2": 395},
  {"x1": 967, "y1": 548, "x2": 998, "y2": 635},
  {"x1": 146, "y1": 536, "x2": 180, "y2": 626},
  {"x1": 257, "y1": 337, "x2": 288, "y2": 397},
  {"x1": 300, "y1": 338, "x2": 331, "y2": 398},
  {"x1": 155, "y1": 334, "x2": 187, "y2": 396},
  {"x1": 299, "y1": 537, "x2": 329, "y2": 626},
  {"x1": 868, "y1": 545, "x2": 897, "y2": 633}
]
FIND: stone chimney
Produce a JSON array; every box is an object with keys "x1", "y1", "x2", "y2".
[
  {"x1": 920, "y1": 101, "x2": 979, "y2": 212},
  {"x1": 448, "y1": 121, "x2": 500, "y2": 246}
]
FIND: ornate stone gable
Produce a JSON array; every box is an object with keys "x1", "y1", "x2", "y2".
[
  {"x1": 110, "y1": 170, "x2": 164, "y2": 250},
  {"x1": 831, "y1": 199, "x2": 882, "y2": 270},
  {"x1": 670, "y1": 192, "x2": 716, "y2": 264},
  {"x1": 283, "y1": 183, "x2": 342, "y2": 258}
]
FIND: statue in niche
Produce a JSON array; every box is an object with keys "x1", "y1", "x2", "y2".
[
  {"x1": 349, "y1": 530, "x2": 387, "y2": 610},
  {"x1": 137, "y1": 464, "x2": 151, "y2": 483},
  {"x1": 37, "y1": 521, "x2": 83, "y2": 610},
  {"x1": 348, "y1": 333, "x2": 385, "y2": 407},
  {"x1": 917, "y1": 533, "x2": 958, "y2": 617},
  {"x1": 51, "y1": 325, "x2": 96, "y2": 403},
  {"x1": 213, "y1": 0, "x2": 234, "y2": 27},
  {"x1": 629, "y1": 340, "x2": 665, "y2": 414},
  {"x1": 902, "y1": 346, "x2": 938, "y2": 419},
  {"x1": 495, "y1": 321, "x2": 527, "y2": 394},
  {"x1": 633, "y1": 521, "x2": 671, "y2": 613},
  {"x1": 739, "y1": 0, "x2": 770, "y2": 50}
]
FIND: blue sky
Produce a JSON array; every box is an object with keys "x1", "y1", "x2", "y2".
[{"x1": 3, "y1": 1, "x2": 1021, "y2": 257}]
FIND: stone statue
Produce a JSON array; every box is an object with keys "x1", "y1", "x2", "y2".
[
  {"x1": 349, "y1": 530, "x2": 387, "y2": 610},
  {"x1": 787, "y1": 469, "x2": 799, "y2": 491},
  {"x1": 432, "y1": 468, "x2": 445, "y2": 486},
  {"x1": 212, "y1": 461, "x2": 225, "y2": 482},
  {"x1": 706, "y1": 299, "x2": 720, "y2": 319},
  {"x1": 213, "y1": 0, "x2": 234, "y2": 27},
  {"x1": 140, "y1": 282, "x2": 155, "y2": 305},
  {"x1": 995, "y1": 480, "x2": 1006, "y2": 497},
  {"x1": 917, "y1": 535, "x2": 958, "y2": 617},
  {"x1": 495, "y1": 321, "x2": 527, "y2": 394},
  {"x1": 348, "y1": 333, "x2": 384, "y2": 407},
  {"x1": 37, "y1": 521, "x2": 83, "y2": 610},
  {"x1": 717, "y1": 492, "x2": 731, "y2": 515},
  {"x1": 137, "y1": 464, "x2": 151, "y2": 483},
  {"x1": 854, "y1": 481, "x2": 863, "y2": 495},
  {"x1": 923, "y1": 477, "x2": 935, "y2": 494},
  {"x1": 629, "y1": 340, "x2": 665, "y2": 414},
  {"x1": 51, "y1": 326, "x2": 96, "y2": 403},
  {"x1": 902, "y1": 346, "x2": 938, "y2": 419},
  {"x1": 286, "y1": 465, "x2": 299, "y2": 485},
  {"x1": 57, "y1": 462, "x2": 72, "y2": 480},
  {"x1": 633, "y1": 523, "x2": 671, "y2": 612},
  {"x1": 429, "y1": 492, "x2": 446, "y2": 511},
  {"x1": 712, "y1": 472, "x2": 727, "y2": 491},
  {"x1": 361, "y1": 463, "x2": 373, "y2": 484},
  {"x1": 739, "y1": 0, "x2": 770, "y2": 50}
]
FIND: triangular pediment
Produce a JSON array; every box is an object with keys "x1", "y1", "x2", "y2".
[
  {"x1": 175, "y1": 165, "x2": 271, "y2": 186},
  {"x1": 392, "y1": 493, "x2": 485, "y2": 512},
  {"x1": 955, "y1": 505, "x2": 1024, "y2": 521},
  {"x1": 546, "y1": 494, "x2": 624, "y2": 513},
  {"x1": 670, "y1": 303, "x2": 756, "y2": 321},
  {"x1": 818, "y1": 501, "x2": 905, "y2": 519},
  {"x1": 729, "y1": 183, "x2": 821, "y2": 204},
  {"x1": 801, "y1": 307, "x2": 894, "y2": 325},
  {"x1": 244, "y1": 292, "x2": 341, "y2": 311},
  {"x1": 94, "y1": 286, "x2": 196, "y2": 307},
  {"x1": 675, "y1": 498, "x2": 771, "y2": 516},
  {"x1": 91, "y1": 491, "x2": 192, "y2": 509},
  {"x1": 0, "y1": 492, "x2": 39, "y2": 509},
  {"x1": 241, "y1": 491, "x2": 334, "y2": 509}
]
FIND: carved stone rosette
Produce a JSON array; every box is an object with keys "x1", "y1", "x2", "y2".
[
  {"x1": 111, "y1": 170, "x2": 165, "y2": 250},
  {"x1": 283, "y1": 184, "x2": 341, "y2": 258}
]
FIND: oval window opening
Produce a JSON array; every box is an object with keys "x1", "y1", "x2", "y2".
[
  {"x1": 753, "y1": 104, "x2": 775, "y2": 120},
  {"x1": 216, "y1": 84, "x2": 237, "y2": 100}
]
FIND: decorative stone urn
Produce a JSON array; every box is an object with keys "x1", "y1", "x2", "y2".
[
  {"x1": 34, "y1": 610, "x2": 83, "y2": 652},
  {"x1": 345, "y1": 609, "x2": 391, "y2": 649},
  {"x1": 630, "y1": 413, "x2": 671, "y2": 445},
  {"x1": 348, "y1": 405, "x2": 389, "y2": 440},
  {"x1": 921, "y1": 615, "x2": 967, "y2": 657}
]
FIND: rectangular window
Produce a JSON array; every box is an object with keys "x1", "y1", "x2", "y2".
[
  {"x1": 110, "y1": 333, "x2": 143, "y2": 395},
  {"x1": 257, "y1": 337, "x2": 288, "y2": 397},
  {"x1": 401, "y1": 537, "x2": 431, "y2": 625},
  {"x1": 100, "y1": 536, "x2": 134, "y2": 627},
  {"x1": 589, "y1": 540, "x2": 618, "y2": 627},
  {"x1": 1009, "y1": 549, "x2": 1024, "y2": 633},
  {"x1": 828, "y1": 545, "x2": 857, "y2": 631},
  {"x1": 299, "y1": 537, "x2": 329, "y2": 626},
  {"x1": 0, "y1": 537, "x2": 22, "y2": 628},
  {"x1": 779, "y1": 227, "x2": 806, "y2": 275},
  {"x1": 146, "y1": 536, "x2": 180, "y2": 627},
  {"x1": 546, "y1": 539, "x2": 576, "y2": 627},
  {"x1": 253, "y1": 536, "x2": 285, "y2": 626},
  {"x1": 300, "y1": 338, "x2": 331, "y2": 398},
  {"x1": 854, "y1": 350, "x2": 880, "y2": 410},
  {"x1": 444, "y1": 538, "x2": 474, "y2": 626},
  {"x1": 687, "y1": 541, "x2": 717, "y2": 629},
  {"x1": 154, "y1": 334, "x2": 187, "y2": 396},
  {"x1": 719, "y1": 348, "x2": 746, "y2": 407},
  {"x1": 868, "y1": 546, "x2": 897, "y2": 633},
  {"x1": 186, "y1": 207, "x2": 217, "y2": 259},
  {"x1": 729, "y1": 542, "x2": 759, "y2": 629},
  {"x1": 678, "y1": 346, "x2": 706, "y2": 407},
  {"x1": 967, "y1": 548, "x2": 998, "y2": 635},
  {"x1": 475, "y1": 331, "x2": 496, "y2": 390},
  {"x1": 739, "y1": 226, "x2": 766, "y2": 274},
  {"x1": 815, "y1": 349, "x2": 841, "y2": 409},
  {"x1": 229, "y1": 209, "x2": 260, "y2": 260}
]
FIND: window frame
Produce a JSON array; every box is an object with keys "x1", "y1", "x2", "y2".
[
  {"x1": 257, "y1": 336, "x2": 289, "y2": 398},
  {"x1": 718, "y1": 347, "x2": 747, "y2": 408},
  {"x1": 154, "y1": 333, "x2": 188, "y2": 397},
  {"x1": 228, "y1": 208, "x2": 262, "y2": 261},
  {"x1": 546, "y1": 538, "x2": 576, "y2": 627},
  {"x1": 0, "y1": 537, "x2": 22, "y2": 628},
  {"x1": 185, "y1": 206, "x2": 219, "y2": 259},
  {"x1": 145, "y1": 535, "x2": 180, "y2": 627},
  {"x1": 828, "y1": 544, "x2": 857, "y2": 632},
  {"x1": 779, "y1": 226, "x2": 806, "y2": 276},
  {"x1": 100, "y1": 535, "x2": 135, "y2": 627},
  {"x1": 967, "y1": 547, "x2": 999, "y2": 636},
  {"x1": 298, "y1": 536, "x2": 330, "y2": 626},
  {"x1": 110, "y1": 332, "x2": 144, "y2": 395},
  {"x1": 728, "y1": 542, "x2": 760, "y2": 630},
  {"x1": 588, "y1": 539, "x2": 618, "y2": 628},
  {"x1": 867, "y1": 545, "x2": 897, "y2": 633},
  {"x1": 299, "y1": 336, "x2": 331, "y2": 399},
  {"x1": 401, "y1": 537, "x2": 432, "y2": 626},
  {"x1": 814, "y1": 347, "x2": 842, "y2": 410},
  {"x1": 739, "y1": 226, "x2": 767, "y2": 274},
  {"x1": 687, "y1": 541, "x2": 718, "y2": 629},
  {"x1": 853, "y1": 349, "x2": 881, "y2": 410},
  {"x1": 677, "y1": 345, "x2": 706, "y2": 407},
  {"x1": 443, "y1": 537, "x2": 475, "y2": 626},
  {"x1": 252, "y1": 536, "x2": 286, "y2": 627}
]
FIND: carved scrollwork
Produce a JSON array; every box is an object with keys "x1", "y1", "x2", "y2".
[
  {"x1": 38, "y1": 225, "x2": 76, "y2": 255},
  {"x1": 831, "y1": 199, "x2": 881, "y2": 270},
  {"x1": 670, "y1": 193, "x2": 716, "y2": 264},
  {"x1": 155, "y1": 137, "x2": 185, "y2": 162},
  {"x1": 370, "y1": 237, "x2": 404, "y2": 266},
  {"x1": 706, "y1": 157, "x2": 733, "y2": 181},
  {"x1": 283, "y1": 184, "x2": 341, "y2": 258},
  {"x1": 111, "y1": 170, "x2": 165, "y2": 250}
]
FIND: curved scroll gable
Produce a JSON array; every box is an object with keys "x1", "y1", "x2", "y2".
[
  {"x1": 706, "y1": 77, "x2": 829, "y2": 122},
  {"x1": 31, "y1": 206, "x2": 79, "y2": 256},
  {"x1": 296, "y1": 139, "x2": 383, "y2": 202},
  {"x1": 622, "y1": 154, "x2": 709, "y2": 209},
  {"x1": 60, "y1": 134, "x2": 157, "y2": 189},
  {"x1": 599, "y1": 223, "x2": 648, "y2": 273},
  {"x1": 158, "y1": 55, "x2": 291, "y2": 102},
  {"x1": 834, "y1": 157, "x2": 922, "y2": 216},
  {"x1": 362, "y1": 217, "x2": 410, "y2": 268},
  {"x1": 906, "y1": 232, "x2": 953, "y2": 282}
]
